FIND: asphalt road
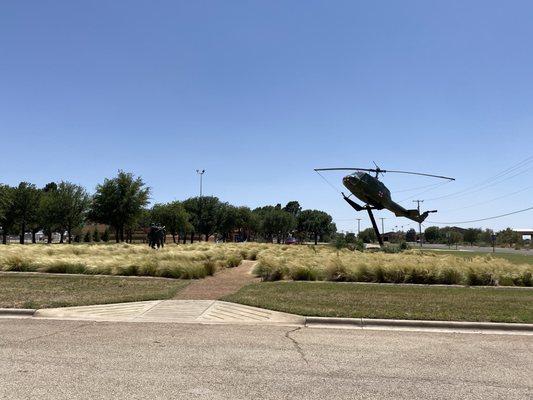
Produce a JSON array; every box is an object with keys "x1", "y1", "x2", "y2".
[
  {"x1": 1, "y1": 318, "x2": 532, "y2": 399},
  {"x1": 417, "y1": 243, "x2": 533, "y2": 255}
]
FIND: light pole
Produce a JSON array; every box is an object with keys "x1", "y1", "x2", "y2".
[
  {"x1": 196, "y1": 169, "x2": 205, "y2": 197},
  {"x1": 356, "y1": 218, "x2": 362, "y2": 235}
]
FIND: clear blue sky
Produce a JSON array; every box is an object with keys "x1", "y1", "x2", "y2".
[{"x1": 1, "y1": 1, "x2": 532, "y2": 232}]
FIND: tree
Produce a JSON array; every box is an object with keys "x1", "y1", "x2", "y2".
[
  {"x1": 182, "y1": 196, "x2": 223, "y2": 242},
  {"x1": 90, "y1": 171, "x2": 150, "y2": 242},
  {"x1": 12, "y1": 182, "x2": 41, "y2": 244},
  {"x1": 358, "y1": 227, "x2": 376, "y2": 243},
  {"x1": 496, "y1": 228, "x2": 522, "y2": 247},
  {"x1": 448, "y1": 231, "x2": 463, "y2": 249},
  {"x1": 283, "y1": 201, "x2": 302, "y2": 217},
  {"x1": 254, "y1": 206, "x2": 295, "y2": 243},
  {"x1": 38, "y1": 184, "x2": 63, "y2": 243},
  {"x1": 0, "y1": 185, "x2": 15, "y2": 244},
  {"x1": 424, "y1": 226, "x2": 441, "y2": 243},
  {"x1": 217, "y1": 203, "x2": 240, "y2": 242},
  {"x1": 479, "y1": 229, "x2": 495, "y2": 245},
  {"x1": 102, "y1": 228, "x2": 110, "y2": 242},
  {"x1": 151, "y1": 201, "x2": 190, "y2": 243},
  {"x1": 463, "y1": 228, "x2": 480, "y2": 246},
  {"x1": 57, "y1": 182, "x2": 91, "y2": 244},
  {"x1": 405, "y1": 228, "x2": 417, "y2": 242},
  {"x1": 297, "y1": 209, "x2": 336, "y2": 245},
  {"x1": 92, "y1": 228, "x2": 101, "y2": 242}
]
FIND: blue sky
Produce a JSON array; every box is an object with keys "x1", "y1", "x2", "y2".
[{"x1": 1, "y1": 1, "x2": 532, "y2": 232}]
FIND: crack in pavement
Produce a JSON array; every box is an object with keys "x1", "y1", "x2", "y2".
[
  {"x1": 285, "y1": 327, "x2": 309, "y2": 365},
  {"x1": 19, "y1": 322, "x2": 95, "y2": 343}
]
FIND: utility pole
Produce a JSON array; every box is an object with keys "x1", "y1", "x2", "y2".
[
  {"x1": 413, "y1": 200, "x2": 424, "y2": 247},
  {"x1": 196, "y1": 169, "x2": 205, "y2": 197},
  {"x1": 379, "y1": 218, "x2": 386, "y2": 235},
  {"x1": 356, "y1": 218, "x2": 362, "y2": 235}
]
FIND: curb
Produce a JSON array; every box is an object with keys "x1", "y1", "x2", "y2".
[
  {"x1": 0, "y1": 308, "x2": 36, "y2": 316},
  {"x1": 305, "y1": 317, "x2": 533, "y2": 332}
]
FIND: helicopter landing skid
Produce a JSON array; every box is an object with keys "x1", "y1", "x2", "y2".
[{"x1": 342, "y1": 194, "x2": 384, "y2": 248}]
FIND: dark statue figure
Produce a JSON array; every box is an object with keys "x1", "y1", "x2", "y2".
[{"x1": 148, "y1": 225, "x2": 166, "y2": 249}]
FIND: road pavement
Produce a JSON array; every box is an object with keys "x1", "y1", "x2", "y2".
[
  {"x1": 416, "y1": 243, "x2": 533, "y2": 255},
  {"x1": 1, "y1": 318, "x2": 531, "y2": 399}
]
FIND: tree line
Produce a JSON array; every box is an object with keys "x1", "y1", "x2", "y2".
[
  {"x1": 0, "y1": 171, "x2": 336, "y2": 245},
  {"x1": 355, "y1": 225, "x2": 527, "y2": 248}
]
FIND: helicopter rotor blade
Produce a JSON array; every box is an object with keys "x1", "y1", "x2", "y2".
[
  {"x1": 314, "y1": 168, "x2": 376, "y2": 172},
  {"x1": 383, "y1": 170, "x2": 455, "y2": 181}
]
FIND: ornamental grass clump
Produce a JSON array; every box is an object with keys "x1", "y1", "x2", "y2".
[
  {"x1": 252, "y1": 245, "x2": 533, "y2": 286},
  {"x1": 0, "y1": 243, "x2": 266, "y2": 279}
]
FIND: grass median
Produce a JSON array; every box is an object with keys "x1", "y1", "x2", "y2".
[
  {"x1": 0, "y1": 274, "x2": 189, "y2": 309},
  {"x1": 223, "y1": 281, "x2": 533, "y2": 323}
]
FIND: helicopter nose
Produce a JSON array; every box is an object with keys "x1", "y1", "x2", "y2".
[{"x1": 343, "y1": 175, "x2": 355, "y2": 186}]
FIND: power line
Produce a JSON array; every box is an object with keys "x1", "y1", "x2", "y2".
[
  {"x1": 426, "y1": 206, "x2": 533, "y2": 225},
  {"x1": 425, "y1": 155, "x2": 533, "y2": 202},
  {"x1": 444, "y1": 184, "x2": 533, "y2": 212}
]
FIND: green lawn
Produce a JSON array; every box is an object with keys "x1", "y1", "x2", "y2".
[
  {"x1": 423, "y1": 249, "x2": 533, "y2": 265},
  {"x1": 223, "y1": 281, "x2": 533, "y2": 323},
  {"x1": 0, "y1": 273, "x2": 189, "y2": 309}
]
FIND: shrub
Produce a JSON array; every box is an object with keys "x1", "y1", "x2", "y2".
[
  {"x1": 253, "y1": 260, "x2": 286, "y2": 281},
  {"x1": 226, "y1": 255, "x2": 243, "y2": 268},
  {"x1": 203, "y1": 260, "x2": 217, "y2": 276},
  {"x1": 2, "y1": 255, "x2": 35, "y2": 271},
  {"x1": 44, "y1": 262, "x2": 86, "y2": 274},
  {"x1": 325, "y1": 258, "x2": 349, "y2": 281},
  {"x1": 438, "y1": 268, "x2": 463, "y2": 285},
  {"x1": 289, "y1": 266, "x2": 318, "y2": 281},
  {"x1": 467, "y1": 269, "x2": 496, "y2": 286}
]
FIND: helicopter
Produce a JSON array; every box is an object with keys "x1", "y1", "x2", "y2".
[{"x1": 314, "y1": 164, "x2": 455, "y2": 246}]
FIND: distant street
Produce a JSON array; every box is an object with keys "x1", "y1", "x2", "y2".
[
  {"x1": 416, "y1": 243, "x2": 533, "y2": 256},
  {"x1": 1, "y1": 318, "x2": 531, "y2": 399}
]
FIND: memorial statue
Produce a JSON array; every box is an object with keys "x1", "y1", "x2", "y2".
[{"x1": 148, "y1": 225, "x2": 166, "y2": 249}]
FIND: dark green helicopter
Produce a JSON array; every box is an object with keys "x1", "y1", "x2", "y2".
[{"x1": 314, "y1": 165, "x2": 455, "y2": 246}]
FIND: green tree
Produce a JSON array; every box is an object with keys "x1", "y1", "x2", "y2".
[
  {"x1": 83, "y1": 231, "x2": 92, "y2": 242},
  {"x1": 217, "y1": 203, "x2": 240, "y2": 242},
  {"x1": 38, "y1": 183, "x2": 63, "y2": 243},
  {"x1": 447, "y1": 231, "x2": 463, "y2": 249},
  {"x1": 57, "y1": 182, "x2": 91, "y2": 244},
  {"x1": 283, "y1": 201, "x2": 302, "y2": 218},
  {"x1": 182, "y1": 196, "x2": 223, "y2": 242},
  {"x1": 478, "y1": 229, "x2": 495, "y2": 245},
  {"x1": 358, "y1": 227, "x2": 376, "y2": 243},
  {"x1": 151, "y1": 201, "x2": 190, "y2": 243},
  {"x1": 90, "y1": 171, "x2": 150, "y2": 242},
  {"x1": 12, "y1": 182, "x2": 41, "y2": 244},
  {"x1": 405, "y1": 228, "x2": 417, "y2": 242},
  {"x1": 256, "y1": 206, "x2": 295, "y2": 243},
  {"x1": 463, "y1": 228, "x2": 480, "y2": 246},
  {"x1": 496, "y1": 228, "x2": 522, "y2": 247},
  {"x1": 0, "y1": 185, "x2": 16, "y2": 244},
  {"x1": 297, "y1": 209, "x2": 336, "y2": 245},
  {"x1": 92, "y1": 228, "x2": 101, "y2": 242},
  {"x1": 102, "y1": 228, "x2": 110, "y2": 242},
  {"x1": 424, "y1": 226, "x2": 441, "y2": 243}
]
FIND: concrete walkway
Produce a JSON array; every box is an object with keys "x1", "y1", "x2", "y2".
[
  {"x1": 173, "y1": 260, "x2": 260, "y2": 300},
  {"x1": 34, "y1": 300, "x2": 304, "y2": 325}
]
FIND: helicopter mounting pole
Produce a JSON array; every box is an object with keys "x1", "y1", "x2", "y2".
[
  {"x1": 413, "y1": 200, "x2": 424, "y2": 248},
  {"x1": 366, "y1": 207, "x2": 384, "y2": 247}
]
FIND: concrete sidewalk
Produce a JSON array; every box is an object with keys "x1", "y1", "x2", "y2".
[{"x1": 34, "y1": 300, "x2": 305, "y2": 325}]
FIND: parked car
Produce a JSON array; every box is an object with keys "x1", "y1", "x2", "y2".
[{"x1": 284, "y1": 237, "x2": 298, "y2": 245}]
